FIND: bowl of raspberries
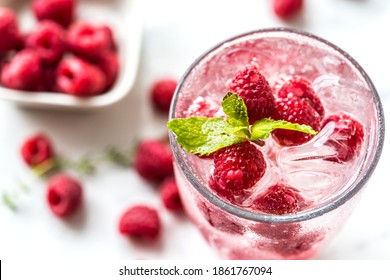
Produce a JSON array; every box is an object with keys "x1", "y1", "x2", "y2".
[{"x1": 0, "y1": 0, "x2": 142, "y2": 109}]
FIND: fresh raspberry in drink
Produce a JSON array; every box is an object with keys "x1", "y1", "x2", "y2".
[
  {"x1": 228, "y1": 65, "x2": 275, "y2": 124},
  {"x1": 32, "y1": 0, "x2": 74, "y2": 27},
  {"x1": 25, "y1": 20, "x2": 66, "y2": 65},
  {"x1": 118, "y1": 205, "x2": 161, "y2": 240},
  {"x1": 277, "y1": 76, "x2": 325, "y2": 118},
  {"x1": 150, "y1": 78, "x2": 178, "y2": 113},
  {"x1": 160, "y1": 177, "x2": 183, "y2": 212},
  {"x1": 209, "y1": 141, "x2": 266, "y2": 204},
  {"x1": 322, "y1": 113, "x2": 364, "y2": 163},
  {"x1": 274, "y1": 231, "x2": 324, "y2": 257},
  {"x1": 1, "y1": 49, "x2": 44, "y2": 91},
  {"x1": 198, "y1": 201, "x2": 245, "y2": 235},
  {"x1": 272, "y1": 96, "x2": 321, "y2": 146},
  {"x1": 252, "y1": 183, "x2": 306, "y2": 215},
  {"x1": 273, "y1": 0, "x2": 304, "y2": 20},
  {"x1": 67, "y1": 21, "x2": 113, "y2": 61},
  {"x1": 20, "y1": 133, "x2": 54, "y2": 167},
  {"x1": 0, "y1": 7, "x2": 22, "y2": 54},
  {"x1": 134, "y1": 139, "x2": 174, "y2": 182},
  {"x1": 47, "y1": 174, "x2": 82, "y2": 218},
  {"x1": 56, "y1": 57, "x2": 106, "y2": 96}
]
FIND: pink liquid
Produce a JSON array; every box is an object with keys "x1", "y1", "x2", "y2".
[{"x1": 170, "y1": 29, "x2": 383, "y2": 259}]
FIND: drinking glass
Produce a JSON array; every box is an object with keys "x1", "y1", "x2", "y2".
[{"x1": 168, "y1": 28, "x2": 384, "y2": 259}]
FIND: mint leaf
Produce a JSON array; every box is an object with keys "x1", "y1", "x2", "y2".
[
  {"x1": 222, "y1": 92, "x2": 249, "y2": 128},
  {"x1": 167, "y1": 117, "x2": 249, "y2": 156},
  {"x1": 250, "y1": 118, "x2": 318, "y2": 141}
]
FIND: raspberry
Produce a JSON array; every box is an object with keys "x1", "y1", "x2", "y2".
[
  {"x1": 210, "y1": 141, "x2": 266, "y2": 204},
  {"x1": 1, "y1": 49, "x2": 44, "y2": 91},
  {"x1": 26, "y1": 20, "x2": 66, "y2": 66},
  {"x1": 277, "y1": 76, "x2": 325, "y2": 118},
  {"x1": 252, "y1": 183, "x2": 306, "y2": 215},
  {"x1": 150, "y1": 78, "x2": 178, "y2": 113},
  {"x1": 96, "y1": 51, "x2": 120, "y2": 91},
  {"x1": 100, "y1": 25, "x2": 117, "y2": 51},
  {"x1": 274, "y1": 231, "x2": 323, "y2": 257},
  {"x1": 56, "y1": 57, "x2": 106, "y2": 97},
  {"x1": 160, "y1": 177, "x2": 183, "y2": 212},
  {"x1": 134, "y1": 139, "x2": 174, "y2": 182},
  {"x1": 33, "y1": 0, "x2": 74, "y2": 27},
  {"x1": 0, "y1": 7, "x2": 21, "y2": 54},
  {"x1": 228, "y1": 65, "x2": 275, "y2": 124},
  {"x1": 119, "y1": 205, "x2": 161, "y2": 240},
  {"x1": 46, "y1": 174, "x2": 82, "y2": 218},
  {"x1": 273, "y1": 0, "x2": 304, "y2": 20},
  {"x1": 20, "y1": 134, "x2": 53, "y2": 167},
  {"x1": 67, "y1": 22, "x2": 112, "y2": 61},
  {"x1": 322, "y1": 114, "x2": 364, "y2": 163},
  {"x1": 272, "y1": 96, "x2": 321, "y2": 146},
  {"x1": 185, "y1": 97, "x2": 218, "y2": 117},
  {"x1": 198, "y1": 201, "x2": 245, "y2": 235}
]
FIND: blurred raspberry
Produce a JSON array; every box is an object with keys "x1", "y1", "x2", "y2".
[
  {"x1": 134, "y1": 139, "x2": 174, "y2": 182},
  {"x1": 67, "y1": 21, "x2": 112, "y2": 61},
  {"x1": 33, "y1": 0, "x2": 74, "y2": 27},
  {"x1": 26, "y1": 20, "x2": 66, "y2": 65},
  {"x1": 21, "y1": 133, "x2": 54, "y2": 167},
  {"x1": 273, "y1": 0, "x2": 304, "y2": 20},
  {"x1": 160, "y1": 177, "x2": 183, "y2": 212},
  {"x1": 56, "y1": 57, "x2": 106, "y2": 96},
  {"x1": 0, "y1": 7, "x2": 21, "y2": 54},
  {"x1": 151, "y1": 78, "x2": 178, "y2": 113},
  {"x1": 96, "y1": 51, "x2": 120, "y2": 91},
  {"x1": 47, "y1": 174, "x2": 82, "y2": 218},
  {"x1": 1, "y1": 49, "x2": 44, "y2": 91},
  {"x1": 119, "y1": 205, "x2": 161, "y2": 240}
]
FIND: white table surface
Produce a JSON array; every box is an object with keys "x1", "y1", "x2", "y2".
[{"x1": 1, "y1": 0, "x2": 389, "y2": 259}]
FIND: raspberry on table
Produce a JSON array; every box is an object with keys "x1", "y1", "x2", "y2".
[
  {"x1": 252, "y1": 183, "x2": 306, "y2": 215},
  {"x1": 56, "y1": 57, "x2": 107, "y2": 97},
  {"x1": 95, "y1": 51, "x2": 120, "y2": 91},
  {"x1": 272, "y1": 96, "x2": 321, "y2": 146},
  {"x1": 322, "y1": 113, "x2": 364, "y2": 163},
  {"x1": 26, "y1": 20, "x2": 66, "y2": 66},
  {"x1": 273, "y1": 0, "x2": 304, "y2": 20},
  {"x1": 46, "y1": 174, "x2": 82, "y2": 218},
  {"x1": 228, "y1": 65, "x2": 275, "y2": 124},
  {"x1": 0, "y1": 7, "x2": 22, "y2": 54},
  {"x1": 33, "y1": 0, "x2": 74, "y2": 27},
  {"x1": 1, "y1": 49, "x2": 44, "y2": 91},
  {"x1": 277, "y1": 76, "x2": 325, "y2": 118},
  {"x1": 150, "y1": 78, "x2": 178, "y2": 113},
  {"x1": 159, "y1": 177, "x2": 183, "y2": 212},
  {"x1": 20, "y1": 133, "x2": 54, "y2": 167},
  {"x1": 119, "y1": 205, "x2": 161, "y2": 240},
  {"x1": 67, "y1": 21, "x2": 113, "y2": 61},
  {"x1": 209, "y1": 141, "x2": 266, "y2": 204},
  {"x1": 134, "y1": 139, "x2": 174, "y2": 182}
]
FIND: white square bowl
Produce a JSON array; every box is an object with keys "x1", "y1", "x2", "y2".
[{"x1": 0, "y1": 0, "x2": 143, "y2": 110}]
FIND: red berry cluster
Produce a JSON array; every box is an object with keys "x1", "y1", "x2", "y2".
[
  {"x1": 190, "y1": 64, "x2": 364, "y2": 216},
  {"x1": 0, "y1": 0, "x2": 119, "y2": 97}
]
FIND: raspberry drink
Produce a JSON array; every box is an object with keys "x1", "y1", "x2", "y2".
[{"x1": 168, "y1": 29, "x2": 384, "y2": 259}]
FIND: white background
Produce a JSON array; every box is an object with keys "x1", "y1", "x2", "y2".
[{"x1": 0, "y1": 0, "x2": 389, "y2": 259}]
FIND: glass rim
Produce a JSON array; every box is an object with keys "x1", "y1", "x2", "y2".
[{"x1": 168, "y1": 27, "x2": 385, "y2": 223}]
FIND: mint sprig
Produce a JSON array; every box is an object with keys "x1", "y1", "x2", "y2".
[{"x1": 167, "y1": 93, "x2": 317, "y2": 156}]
